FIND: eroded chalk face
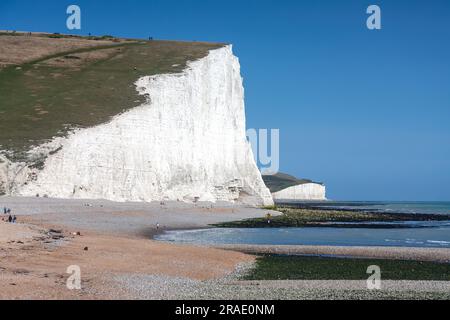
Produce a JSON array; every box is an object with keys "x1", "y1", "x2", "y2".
[
  {"x1": 0, "y1": 157, "x2": 6, "y2": 195},
  {"x1": 9, "y1": 46, "x2": 273, "y2": 206}
]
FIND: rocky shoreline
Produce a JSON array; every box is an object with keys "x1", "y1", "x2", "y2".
[{"x1": 214, "y1": 205, "x2": 450, "y2": 229}]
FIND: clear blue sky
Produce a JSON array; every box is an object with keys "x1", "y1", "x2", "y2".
[{"x1": 1, "y1": 0, "x2": 449, "y2": 201}]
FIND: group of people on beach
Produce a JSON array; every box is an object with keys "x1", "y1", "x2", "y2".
[{"x1": 2, "y1": 207, "x2": 17, "y2": 224}]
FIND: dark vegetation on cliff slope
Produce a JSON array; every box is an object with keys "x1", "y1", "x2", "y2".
[{"x1": 0, "y1": 32, "x2": 223, "y2": 161}]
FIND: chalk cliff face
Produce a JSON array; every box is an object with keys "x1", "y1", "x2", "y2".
[
  {"x1": 0, "y1": 157, "x2": 9, "y2": 195},
  {"x1": 0, "y1": 155, "x2": 29, "y2": 196},
  {"x1": 272, "y1": 183, "x2": 326, "y2": 201},
  {"x1": 3, "y1": 46, "x2": 273, "y2": 206}
]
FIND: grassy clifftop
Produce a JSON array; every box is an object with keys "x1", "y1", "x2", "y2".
[{"x1": 0, "y1": 32, "x2": 223, "y2": 161}]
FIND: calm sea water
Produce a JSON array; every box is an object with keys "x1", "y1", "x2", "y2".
[
  {"x1": 279, "y1": 201, "x2": 450, "y2": 215},
  {"x1": 156, "y1": 201, "x2": 450, "y2": 248}
]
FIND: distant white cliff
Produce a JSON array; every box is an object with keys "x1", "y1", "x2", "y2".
[
  {"x1": 272, "y1": 183, "x2": 327, "y2": 201},
  {"x1": 3, "y1": 46, "x2": 273, "y2": 206}
]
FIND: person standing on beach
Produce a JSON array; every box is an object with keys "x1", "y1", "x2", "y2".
[
  {"x1": 266, "y1": 213, "x2": 272, "y2": 225},
  {"x1": 8, "y1": 215, "x2": 12, "y2": 223}
]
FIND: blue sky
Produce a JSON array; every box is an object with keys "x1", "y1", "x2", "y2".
[{"x1": 1, "y1": 0, "x2": 449, "y2": 200}]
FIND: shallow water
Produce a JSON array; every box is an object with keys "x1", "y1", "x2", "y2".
[
  {"x1": 286, "y1": 201, "x2": 450, "y2": 215},
  {"x1": 156, "y1": 225, "x2": 450, "y2": 248},
  {"x1": 155, "y1": 201, "x2": 450, "y2": 248}
]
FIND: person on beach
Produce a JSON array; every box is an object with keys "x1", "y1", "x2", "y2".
[
  {"x1": 266, "y1": 213, "x2": 272, "y2": 225},
  {"x1": 8, "y1": 215, "x2": 12, "y2": 223},
  {"x1": 12, "y1": 216, "x2": 17, "y2": 223}
]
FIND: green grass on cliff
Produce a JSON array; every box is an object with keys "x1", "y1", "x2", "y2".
[{"x1": 0, "y1": 34, "x2": 223, "y2": 161}]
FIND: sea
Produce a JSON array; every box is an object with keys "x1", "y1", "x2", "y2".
[{"x1": 155, "y1": 201, "x2": 450, "y2": 248}]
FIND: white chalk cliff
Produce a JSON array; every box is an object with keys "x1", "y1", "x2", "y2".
[
  {"x1": 272, "y1": 183, "x2": 326, "y2": 201},
  {"x1": 2, "y1": 46, "x2": 273, "y2": 206}
]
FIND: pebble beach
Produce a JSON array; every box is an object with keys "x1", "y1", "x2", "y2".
[{"x1": 0, "y1": 196, "x2": 449, "y2": 300}]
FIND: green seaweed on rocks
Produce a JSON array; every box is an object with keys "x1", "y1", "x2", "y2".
[
  {"x1": 215, "y1": 206, "x2": 450, "y2": 228},
  {"x1": 244, "y1": 255, "x2": 450, "y2": 281}
]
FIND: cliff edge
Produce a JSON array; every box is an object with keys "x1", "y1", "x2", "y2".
[{"x1": 0, "y1": 35, "x2": 273, "y2": 206}]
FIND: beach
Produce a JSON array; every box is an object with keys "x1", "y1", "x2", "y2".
[
  {"x1": 1, "y1": 196, "x2": 449, "y2": 300},
  {"x1": 0, "y1": 197, "x2": 272, "y2": 299}
]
